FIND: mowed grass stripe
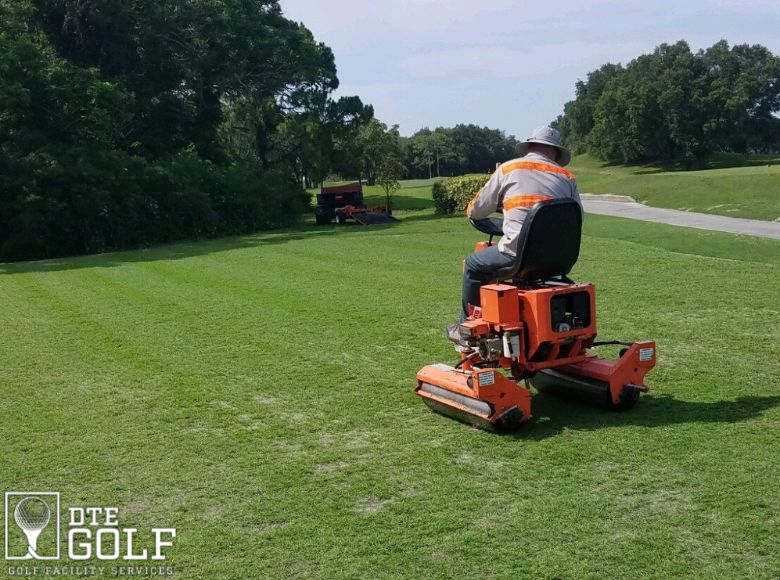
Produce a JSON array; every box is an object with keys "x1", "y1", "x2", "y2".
[
  {"x1": 1, "y1": 212, "x2": 779, "y2": 578},
  {"x1": 0, "y1": 273, "x2": 198, "y2": 516}
]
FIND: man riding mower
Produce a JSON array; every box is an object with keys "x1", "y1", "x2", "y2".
[{"x1": 416, "y1": 127, "x2": 656, "y2": 432}]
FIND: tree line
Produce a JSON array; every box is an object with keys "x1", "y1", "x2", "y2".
[
  {"x1": 553, "y1": 40, "x2": 780, "y2": 167},
  {"x1": 1, "y1": 0, "x2": 523, "y2": 262},
  {"x1": 401, "y1": 125, "x2": 518, "y2": 179},
  {"x1": 0, "y1": 0, "x2": 396, "y2": 261}
]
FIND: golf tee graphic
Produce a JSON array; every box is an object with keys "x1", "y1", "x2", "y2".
[
  {"x1": 5, "y1": 491, "x2": 177, "y2": 571},
  {"x1": 5, "y1": 493, "x2": 60, "y2": 560}
]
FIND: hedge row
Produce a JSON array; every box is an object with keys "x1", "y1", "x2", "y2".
[
  {"x1": 432, "y1": 175, "x2": 490, "y2": 214},
  {"x1": 0, "y1": 147, "x2": 310, "y2": 262}
]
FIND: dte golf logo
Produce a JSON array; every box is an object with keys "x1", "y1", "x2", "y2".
[
  {"x1": 4, "y1": 494, "x2": 60, "y2": 561},
  {"x1": 5, "y1": 492, "x2": 176, "y2": 576}
]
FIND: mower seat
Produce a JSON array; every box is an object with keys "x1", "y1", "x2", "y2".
[{"x1": 492, "y1": 199, "x2": 582, "y2": 282}]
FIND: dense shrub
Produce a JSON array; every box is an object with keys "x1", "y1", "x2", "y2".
[
  {"x1": 0, "y1": 0, "x2": 331, "y2": 262},
  {"x1": 0, "y1": 148, "x2": 309, "y2": 262},
  {"x1": 432, "y1": 175, "x2": 490, "y2": 214}
]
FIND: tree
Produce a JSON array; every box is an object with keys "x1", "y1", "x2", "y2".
[
  {"x1": 448, "y1": 124, "x2": 516, "y2": 173},
  {"x1": 407, "y1": 128, "x2": 434, "y2": 178},
  {"x1": 588, "y1": 44, "x2": 686, "y2": 163},
  {"x1": 224, "y1": 90, "x2": 373, "y2": 187},
  {"x1": 374, "y1": 126, "x2": 404, "y2": 212},
  {"x1": 358, "y1": 118, "x2": 401, "y2": 186},
  {"x1": 428, "y1": 128, "x2": 458, "y2": 177},
  {"x1": 553, "y1": 63, "x2": 622, "y2": 154},
  {"x1": 407, "y1": 128, "x2": 458, "y2": 178},
  {"x1": 31, "y1": 0, "x2": 341, "y2": 159},
  {"x1": 700, "y1": 41, "x2": 780, "y2": 156},
  {"x1": 555, "y1": 40, "x2": 780, "y2": 167},
  {"x1": 327, "y1": 96, "x2": 375, "y2": 180},
  {"x1": 404, "y1": 125, "x2": 517, "y2": 178}
]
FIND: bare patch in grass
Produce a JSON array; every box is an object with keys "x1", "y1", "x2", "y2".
[
  {"x1": 344, "y1": 430, "x2": 377, "y2": 449},
  {"x1": 314, "y1": 461, "x2": 349, "y2": 475},
  {"x1": 236, "y1": 413, "x2": 264, "y2": 430},
  {"x1": 456, "y1": 452, "x2": 505, "y2": 472},
  {"x1": 318, "y1": 432, "x2": 335, "y2": 446},
  {"x1": 609, "y1": 528, "x2": 639, "y2": 542},
  {"x1": 204, "y1": 504, "x2": 227, "y2": 519},
  {"x1": 283, "y1": 411, "x2": 308, "y2": 423},
  {"x1": 619, "y1": 487, "x2": 693, "y2": 517},
  {"x1": 188, "y1": 422, "x2": 226, "y2": 437},
  {"x1": 272, "y1": 439, "x2": 305, "y2": 456},
  {"x1": 125, "y1": 497, "x2": 151, "y2": 514},
  {"x1": 246, "y1": 520, "x2": 289, "y2": 534},
  {"x1": 353, "y1": 497, "x2": 392, "y2": 515},
  {"x1": 254, "y1": 395, "x2": 278, "y2": 405}
]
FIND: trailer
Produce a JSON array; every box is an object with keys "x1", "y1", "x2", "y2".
[{"x1": 315, "y1": 183, "x2": 397, "y2": 225}]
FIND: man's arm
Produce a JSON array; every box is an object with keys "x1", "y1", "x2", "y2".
[
  {"x1": 466, "y1": 171, "x2": 503, "y2": 219},
  {"x1": 571, "y1": 181, "x2": 584, "y2": 220}
]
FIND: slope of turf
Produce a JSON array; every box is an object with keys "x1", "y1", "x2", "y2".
[
  {"x1": 1, "y1": 212, "x2": 779, "y2": 578},
  {"x1": 569, "y1": 154, "x2": 780, "y2": 222}
]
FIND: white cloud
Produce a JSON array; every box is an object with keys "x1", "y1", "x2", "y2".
[
  {"x1": 705, "y1": 0, "x2": 780, "y2": 9},
  {"x1": 400, "y1": 41, "x2": 644, "y2": 79},
  {"x1": 332, "y1": 82, "x2": 412, "y2": 125},
  {"x1": 278, "y1": 0, "x2": 780, "y2": 137},
  {"x1": 280, "y1": 0, "x2": 614, "y2": 46}
]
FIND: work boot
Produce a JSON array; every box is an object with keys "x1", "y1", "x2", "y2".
[
  {"x1": 445, "y1": 323, "x2": 462, "y2": 343},
  {"x1": 445, "y1": 323, "x2": 472, "y2": 353}
]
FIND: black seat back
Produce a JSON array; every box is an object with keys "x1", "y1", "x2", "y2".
[{"x1": 494, "y1": 199, "x2": 582, "y2": 281}]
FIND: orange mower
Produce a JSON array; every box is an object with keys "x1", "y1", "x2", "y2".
[{"x1": 416, "y1": 199, "x2": 656, "y2": 432}]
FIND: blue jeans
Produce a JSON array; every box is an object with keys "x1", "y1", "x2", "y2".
[{"x1": 461, "y1": 245, "x2": 516, "y2": 321}]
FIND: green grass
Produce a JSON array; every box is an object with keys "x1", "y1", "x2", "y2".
[
  {"x1": 362, "y1": 177, "x2": 443, "y2": 211},
  {"x1": 1, "y1": 197, "x2": 779, "y2": 578},
  {"x1": 569, "y1": 154, "x2": 780, "y2": 221}
]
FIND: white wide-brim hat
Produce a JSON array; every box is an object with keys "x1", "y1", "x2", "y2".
[{"x1": 515, "y1": 126, "x2": 572, "y2": 167}]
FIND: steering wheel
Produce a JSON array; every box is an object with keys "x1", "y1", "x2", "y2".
[{"x1": 468, "y1": 216, "x2": 504, "y2": 237}]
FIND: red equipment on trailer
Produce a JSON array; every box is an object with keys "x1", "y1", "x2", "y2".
[{"x1": 315, "y1": 183, "x2": 397, "y2": 225}]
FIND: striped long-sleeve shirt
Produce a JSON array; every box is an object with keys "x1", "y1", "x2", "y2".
[{"x1": 466, "y1": 152, "x2": 581, "y2": 257}]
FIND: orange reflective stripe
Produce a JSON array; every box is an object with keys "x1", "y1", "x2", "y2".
[
  {"x1": 501, "y1": 161, "x2": 575, "y2": 180},
  {"x1": 465, "y1": 188, "x2": 482, "y2": 216},
  {"x1": 503, "y1": 195, "x2": 553, "y2": 210},
  {"x1": 466, "y1": 170, "x2": 500, "y2": 216}
]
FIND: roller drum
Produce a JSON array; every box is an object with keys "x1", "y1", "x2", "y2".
[
  {"x1": 418, "y1": 383, "x2": 524, "y2": 432},
  {"x1": 531, "y1": 369, "x2": 640, "y2": 410}
]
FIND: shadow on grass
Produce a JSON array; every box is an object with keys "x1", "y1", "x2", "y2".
[
  {"x1": 0, "y1": 225, "x2": 356, "y2": 275},
  {"x1": 703, "y1": 153, "x2": 780, "y2": 170},
  {"x1": 1, "y1": 210, "x2": 481, "y2": 275},
  {"x1": 396, "y1": 212, "x2": 465, "y2": 225},
  {"x1": 615, "y1": 154, "x2": 780, "y2": 175},
  {"x1": 0, "y1": 216, "x2": 416, "y2": 274},
  {"x1": 396, "y1": 198, "x2": 437, "y2": 211},
  {"x1": 363, "y1": 196, "x2": 436, "y2": 211},
  {"x1": 517, "y1": 393, "x2": 780, "y2": 440}
]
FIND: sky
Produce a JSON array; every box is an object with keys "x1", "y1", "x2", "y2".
[{"x1": 278, "y1": 0, "x2": 780, "y2": 140}]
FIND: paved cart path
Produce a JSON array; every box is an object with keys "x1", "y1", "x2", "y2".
[{"x1": 581, "y1": 194, "x2": 780, "y2": 240}]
